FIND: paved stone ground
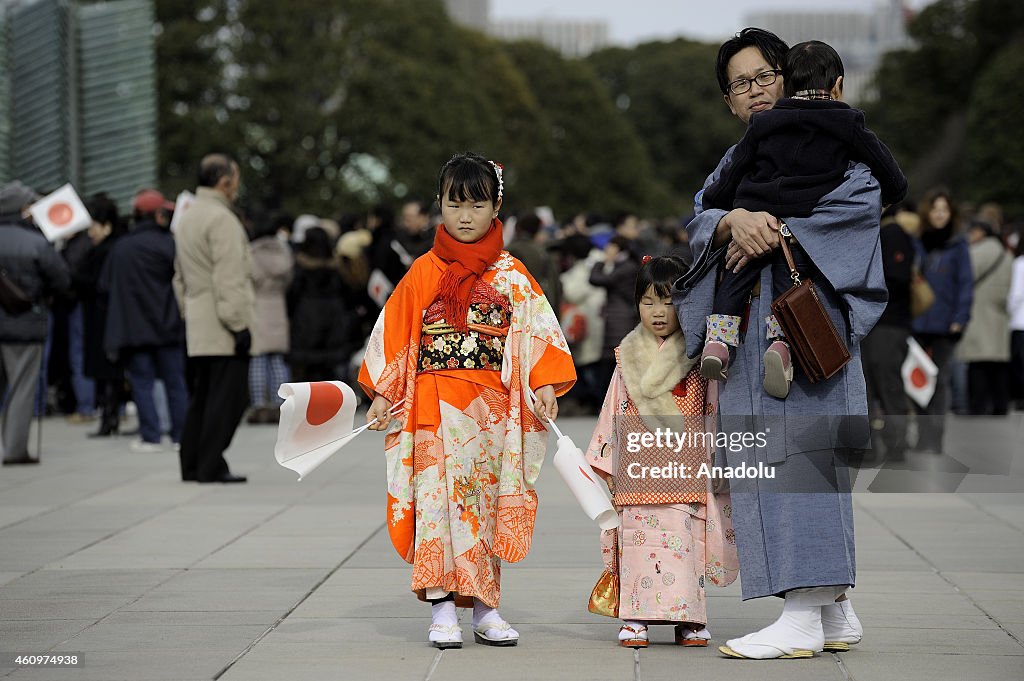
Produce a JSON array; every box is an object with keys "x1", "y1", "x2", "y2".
[{"x1": 0, "y1": 413, "x2": 1022, "y2": 680}]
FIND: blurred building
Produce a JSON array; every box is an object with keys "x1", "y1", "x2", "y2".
[
  {"x1": 443, "y1": 0, "x2": 490, "y2": 31},
  {"x1": 443, "y1": 0, "x2": 610, "y2": 58},
  {"x1": 0, "y1": 0, "x2": 157, "y2": 211},
  {"x1": 488, "y1": 19, "x2": 609, "y2": 58},
  {"x1": 746, "y1": 0, "x2": 912, "y2": 103}
]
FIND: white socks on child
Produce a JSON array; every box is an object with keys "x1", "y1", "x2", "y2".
[
  {"x1": 618, "y1": 620, "x2": 648, "y2": 642},
  {"x1": 473, "y1": 599, "x2": 519, "y2": 641},
  {"x1": 428, "y1": 599, "x2": 462, "y2": 647},
  {"x1": 432, "y1": 600, "x2": 458, "y2": 628}
]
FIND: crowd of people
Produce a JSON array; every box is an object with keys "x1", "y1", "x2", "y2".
[{"x1": 0, "y1": 162, "x2": 1021, "y2": 468}]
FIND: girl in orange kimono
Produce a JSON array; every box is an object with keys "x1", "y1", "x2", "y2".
[
  {"x1": 585, "y1": 256, "x2": 739, "y2": 648},
  {"x1": 359, "y1": 153, "x2": 575, "y2": 650}
]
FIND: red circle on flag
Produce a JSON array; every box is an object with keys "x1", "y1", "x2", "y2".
[
  {"x1": 306, "y1": 382, "x2": 344, "y2": 426},
  {"x1": 910, "y1": 367, "x2": 928, "y2": 389},
  {"x1": 47, "y1": 202, "x2": 74, "y2": 227}
]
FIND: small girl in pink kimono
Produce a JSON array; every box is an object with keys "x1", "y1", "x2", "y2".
[{"x1": 586, "y1": 255, "x2": 739, "y2": 648}]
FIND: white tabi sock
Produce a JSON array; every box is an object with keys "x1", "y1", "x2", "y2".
[
  {"x1": 472, "y1": 599, "x2": 518, "y2": 640},
  {"x1": 431, "y1": 599, "x2": 458, "y2": 628},
  {"x1": 618, "y1": 621, "x2": 648, "y2": 641},
  {"x1": 822, "y1": 598, "x2": 863, "y2": 644},
  {"x1": 725, "y1": 588, "x2": 828, "y2": 658}
]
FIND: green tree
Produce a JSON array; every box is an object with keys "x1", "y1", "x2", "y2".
[
  {"x1": 155, "y1": 0, "x2": 234, "y2": 195},
  {"x1": 587, "y1": 39, "x2": 740, "y2": 207},
  {"x1": 865, "y1": 0, "x2": 1024, "y2": 204},
  {"x1": 228, "y1": 0, "x2": 549, "y2": 215},
  {"x1": 964, "y1": 42, "x2": 1024, "y2": 215},
  {"x1": 501, "y1": 40, "x2": 676, "y2": 217}
]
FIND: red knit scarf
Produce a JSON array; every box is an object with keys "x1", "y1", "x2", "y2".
[{"x1": 430, "y1": 219, "x2": 504, "y2": 332}]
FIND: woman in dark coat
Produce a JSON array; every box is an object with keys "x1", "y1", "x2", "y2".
[
  {"x1": 74, "y1": 194, "x2": 126, "y2": 437},
  {"x1": 589, "y1": 234, "x2": 641, "y2": 393},
  {"x1": 286, "y1": 227, "x2": 351, "y2": 383}
]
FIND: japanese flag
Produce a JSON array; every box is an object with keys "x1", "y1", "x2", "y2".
[
  {"x1": 902, "y1": 337, "x2": 938, "y2": 408},
  {"x1": 168, "y1": 191, "x2": 195, "y2": 234},
  {"x1": 29, "y1": 184, "x2": 91, "y2": 242},
  {"x1": 552, "y1": 435, "x2": 619, "y2": 530},
  {"x1": 367, "y1": 268, "x2": 394, "y2": 307},
  {"x1": 275, "y1": 381, "x2": 359, "y2": 480}
]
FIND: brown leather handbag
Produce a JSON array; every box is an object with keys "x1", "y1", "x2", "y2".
[
  {"x1": 909, "y1": 266, "x2": 935, "y2": 318},
  {"x1": 769, "y1": 224, "x2": 850, "y2": 383}
]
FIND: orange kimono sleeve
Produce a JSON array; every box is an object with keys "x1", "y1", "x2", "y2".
[
  {"x1": 358, "y1": 260, "x2": 430, "y2": 406},
  {"x1": 512, "y1": 264, "x2": 576, "y2": 398}
]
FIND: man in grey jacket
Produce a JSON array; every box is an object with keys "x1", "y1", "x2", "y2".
[
  {"x1": 174, "y1": 154, "x2": 254, "y2": 483},
  {"x1": 0, "y1": 181, "x2": 71, "y2": 465}
]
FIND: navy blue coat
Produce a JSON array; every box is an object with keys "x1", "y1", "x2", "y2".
[
  {"x1": 101, "y1": 221, "x2": 184, "y2": 354},
  {"x1": 911, "y1": 236, "x2": 973, "y2": 335}
]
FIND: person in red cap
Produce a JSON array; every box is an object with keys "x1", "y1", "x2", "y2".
[
  {"x1": 101, "y1": 189, "x2": 189, "y2": 454},
  {"x1": 132, "y1": 189, "x2": 175, "y2": 216}
]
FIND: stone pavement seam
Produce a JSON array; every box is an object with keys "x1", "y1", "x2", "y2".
[
  {"x1": 960, "y1": 494, "x2": 1024, "y2": 537},
  {"x1": 211, "y1": 522, "x2": 388, "y2": 680},
  {"x1": 834, "y1": 651, "x2": 856, "y2": 681},
  {"x1": 857, "y1": 502, "x2": 1024, "y2": 650},
  {"x1": 424, "y1": 650, "x2": 443, "y2": 681}
]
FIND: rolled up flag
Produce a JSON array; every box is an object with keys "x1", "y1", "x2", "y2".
[
  {"x1": 528, "y1": 387, "x2": 618, "y2": 530},
  {"x1": 552, "y1": 433, "x2": 620, "y2": 530}
]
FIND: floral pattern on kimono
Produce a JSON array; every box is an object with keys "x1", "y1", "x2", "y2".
[
  {"x1": 359, "y1": 251, "x2": 576, "y2": 608},
  {"x1": 586, "y1": 353, "x2": 738, "y2": 624}
]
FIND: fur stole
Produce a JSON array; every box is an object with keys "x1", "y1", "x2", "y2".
[{"x1": 617, "y1": 325, "x2": 697, "y2": 429}]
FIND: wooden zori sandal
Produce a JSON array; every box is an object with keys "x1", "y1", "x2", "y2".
[
  {"x1": 675, "y1": 625, "x2": 711, "y2": 647},
  {"x1": 619, "y1": 624, "x2": 649, "y2": 648}
]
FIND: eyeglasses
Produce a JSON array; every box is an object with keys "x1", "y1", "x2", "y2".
[{"x1": 727, "y1": 70, "x2": 782, "y2": 96}]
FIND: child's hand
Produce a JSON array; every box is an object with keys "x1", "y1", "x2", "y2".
[
  {"x1": 366, "y1": 394, "x2": 394, "y2": 431},
  {"x1": 533, "y1": 385, "x2": 558, "y2": 422},
  {"x1": 725, "y1": 240, "x2": 752, "y2": 273}
]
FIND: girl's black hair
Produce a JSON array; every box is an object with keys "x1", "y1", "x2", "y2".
[
  {"x1": 437, "y1": 152, "x2": 500, "y2": 204},
  {"x1": 634, "y1": 255, "x2": 689, "y2": 307}
]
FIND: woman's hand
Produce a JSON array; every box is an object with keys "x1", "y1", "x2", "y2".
[
  {"x1": 533, "y1": 384, "x2": 559, "y2": 422},
  {"x1": 366, "y1": 394, "x2": 394, "y2": 431}
]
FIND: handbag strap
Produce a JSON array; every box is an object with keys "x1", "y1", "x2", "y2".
[
  {"x1": 776, "y1": 222, "x2": 802, "y2": 286},
  {"x1": 973, "y1": 248, "x2": 1007, "y2": 287}
]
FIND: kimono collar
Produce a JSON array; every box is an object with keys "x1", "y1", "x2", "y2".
[{"x1": 617, "y1": 325, "x2": 697, "y2": 427}]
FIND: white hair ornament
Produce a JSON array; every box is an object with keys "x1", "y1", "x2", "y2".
[{"x1": 489, "y1": 160, "x2": 504, "y2": 201}]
